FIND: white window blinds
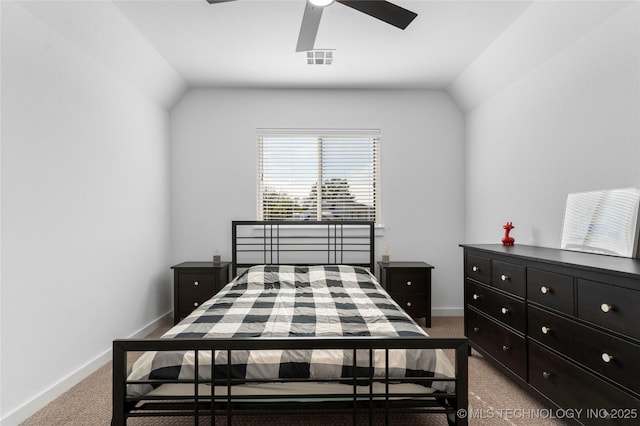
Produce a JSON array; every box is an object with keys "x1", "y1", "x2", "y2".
[{"x1": 257, "y1": 130, "x2": 380, "y2": 223}]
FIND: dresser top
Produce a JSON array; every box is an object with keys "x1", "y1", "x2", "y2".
[{"x1": 460, "y1": 244, "x2": 640, "y2": 278}]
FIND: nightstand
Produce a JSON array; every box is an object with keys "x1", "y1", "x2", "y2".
[
  {"x1": 378, "y1": 261, "x2": 434, "y2": 327},
  {"x1": 171, "y1": 261, "x2": 230, "y2": 324}
]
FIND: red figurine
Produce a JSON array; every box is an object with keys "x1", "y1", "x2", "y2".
[{"x1": 502, "y1": 222, "x2": 515, "y2": 246}]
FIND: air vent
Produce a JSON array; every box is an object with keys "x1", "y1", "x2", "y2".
[{"x1": 306, "y1": 50, "x2": 334, "y2": 65}]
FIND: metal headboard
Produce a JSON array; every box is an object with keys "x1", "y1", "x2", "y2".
[{"x1": 231, "y1": 221, "x2": 375, "y2": 277}]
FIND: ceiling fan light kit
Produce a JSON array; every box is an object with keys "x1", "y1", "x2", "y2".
[
  {"x1": 309, "y1": 0, "x2": 335, "y2": 6},
  {"x1": 206, "y1": 0, "x2": 417, "y2": 52}
]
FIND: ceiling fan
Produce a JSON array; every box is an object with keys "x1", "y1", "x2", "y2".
[{"x1": 205, "y1": 0, "x2": 418, "y2": 52}]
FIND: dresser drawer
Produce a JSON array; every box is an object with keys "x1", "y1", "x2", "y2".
[
  {"x1": 577, "y1": 279, "x2": 640, "y2": 341},
  {"x1": 466, "y1": 280, "x2": 525, "y2": 333},
  {"x1": 392, "y1": 294, "x2": 427, "y2": 318},
  {"x1": 465, "y1": 253, "x2": 490, "y2": 284},
  {"x1": 529, "y1": 305, "x2": 640, "y2": 396},
  {"x1": 177, "y1": 273, "x2": 215, "y2": 294},
  {"x1": 387, "y1": 270, "x2": 427, "y2": 294},
  {"x1": 491, "y1": 260, "x2": 525, "y2": 297},
  {"x1": 527, "y1": 268, "x2": 574, "y2": 315},
  {"x1": 466, "y1": 307, "x2": 526, "y2": 379},
  {"x1": 529, "y1": 342, "x2": 640, "y2": 425}
]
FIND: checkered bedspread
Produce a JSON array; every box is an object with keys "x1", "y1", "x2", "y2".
[{"x1": 127, "y1": 265, "x2": 454, "y2": 396}]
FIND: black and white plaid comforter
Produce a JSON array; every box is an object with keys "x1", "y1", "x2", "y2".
[{"x1": 127, "y1": 265, "x2": 454, "y2": 396}]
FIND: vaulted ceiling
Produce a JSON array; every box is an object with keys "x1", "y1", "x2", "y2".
[
  {"x1": 13, "y1": 0, "x2": 634, "y2": 110},
  {"x1": 112, "y1": 0, "x2": 532, "y2": 89}
]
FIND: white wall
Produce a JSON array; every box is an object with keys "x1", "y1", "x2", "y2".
[
  {"x1": 170, "y1": 88, "x2": 465, "y2": 313},
  {"x1": 462, "y1": 2, "x2": 640, "y2": 247},
  {"x1": 0, "y1": 3, "x2": 172, "y2": 423}
]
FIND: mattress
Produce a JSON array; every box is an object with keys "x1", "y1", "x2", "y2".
[{"x1": 126, "y1": 265, "x2": 455, "y2": 397}]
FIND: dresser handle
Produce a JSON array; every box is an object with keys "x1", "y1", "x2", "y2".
[
  {"x1": 541, "y1": 326, "x2": 551, "y2": 335},
  {"x1": 473, "y1": 326, "x2": 480, "y2": 332},
  {"x1": 542, "y1": 371, "x2": 552, "y2": 379},
  {"x1": 472, "y1": 266, "x2": 479, "y2": 272},
  {"x1": 600, "y1": 303, "x2": 613, "y2": 313},
  {"x1": 540, "y1": 286, "x2": 550, "y2": 294},
  {"x1": 472, "y1": 294, "x2": 481, "y2": 300},
  {"x1": 406, "y1": 302, "x2": 412, "y2": 307},
  {"x1": 406, "y1": 281, "x2": 412, "y2": 286},
  {"x1": 500, "y1": 307, "x2": 510, "y2": 314},
  {"x1": 502, "y1": 345, "x2": 510, "y2": 351},
  {"x1": 601, "y1": 353, "x2": 614, "y2": 363},
  {"x1": 500, "y1": 274, "x2": 509, "y2": 281},
  {"x1": 194, "y1": 281, "x2": 199, "y2": 286},
  {"x1": 193, "y1": 302, "x2": 199, "y2": 307}
]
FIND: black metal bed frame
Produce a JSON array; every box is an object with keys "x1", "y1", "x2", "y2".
[
  {"x1": 111, "y1": 221, "x2": 469, "y2": 425},
  {"x1": 231, "y1": 220, "x2": 376, "y2": 277}
]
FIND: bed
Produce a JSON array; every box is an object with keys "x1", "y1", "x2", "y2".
[{"x1": 112, "y1": 221, "x2": 468, "y2": 425}]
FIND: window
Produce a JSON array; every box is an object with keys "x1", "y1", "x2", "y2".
[{"x1": 257, "y1": 129, "x2": 381, "y2": 223}]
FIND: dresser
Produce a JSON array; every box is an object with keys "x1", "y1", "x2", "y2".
[
  {"x1": 378, "y1": 261, "x2": 433, "y2": 327},
  {"x1": 461, "y1": 244, "x2": 640, "y2": 423},
  {"x1": 171, "y1": 261, "x2": 230, "y2": 324}
]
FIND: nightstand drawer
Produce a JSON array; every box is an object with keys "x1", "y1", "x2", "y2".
[
  {"x1": 177, "y1": 297, "x2": 208, "y2": 321},
  {"x1": 177, "y1": 273, "x2": 215, "y2": 294},
  {"x1": 392, "y1": 294, "x2": 427, "y2": 317},
  {"x1": 378, "y1": 261, "x2": 433, "y2": 325},
  {"x1": 388, "y1": 270, "x2": 427, "y2": 294},
  {"x1": 172, "y1": 261, "x2": 230, "y2": 325}
]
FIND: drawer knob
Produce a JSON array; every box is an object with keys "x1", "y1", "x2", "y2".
[
  {"x1": 541, "y1": 326, "x2": 551, "y2": 335},
  {"x1": 194, "y1": 281, "x2": 199, "y2": 286},
  {"x1": 601, "y1": 353, "x2": 614, "y2": 363},
  {"x1": 540, "y1": 286, "x2": 550, "y2": 294},
  {"x1": 500, "y1": 274, "x2": 509, "y2": 281},
  {"x1": 502, "y1": 345, "x2": 510, "y2": 352},
  {"x1": 600, "y1": 303, "x2": 613, "y2": 313},
  {"x1": 542, "y1": 371, "x2": 552, "y2": 379},
  {"x1": 472, "y1": 293, "x2": 481, "y2": 300},
  {"x1": 406, "y1": 281, "x2": 412, "y2": 286},
  {"x1": 500, "y1": 307, "x2": 510, "y2": 314},
  {"x1": 472, "y1": 266, "x2": 479, "y2": 272},
  {"x1": 406, "y1": 302, "x2": 412, "y2": 307},
  {"x1": 193, "y1": 302, "x2": 199, "y2": 307},
  {"x1": 473, "y1": 326, "x2": 480, "y2": 332}
]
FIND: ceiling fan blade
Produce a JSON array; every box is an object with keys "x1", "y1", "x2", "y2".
[
  {"x1": 296, "y1": 2, "x2": 324, "y2": 52},
  {"x1": 205, "y1": 0, "x2": 238, "y2": 4},
  {"x1": 337, "y1": 0, "x2": 417, "y2": 30}
]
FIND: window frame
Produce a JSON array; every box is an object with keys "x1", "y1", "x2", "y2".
[{"x1": 257, "y1": 129, "x2": 381, "y2": 224}]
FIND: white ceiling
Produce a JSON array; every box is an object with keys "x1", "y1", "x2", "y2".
[
  {"x1": 13, "y1": 0, "x2": 633, "y2": 109},
  {"x1": 112, "y1": 0, "x2": 533, "y2": 89}
]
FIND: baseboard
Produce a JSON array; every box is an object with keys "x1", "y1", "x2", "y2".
[
  {"x1": 128, "y1": 311, "x2": 173, "y2": 339},
  {"x1": 432, "y1": 307, "x2": 464, "y2": 317},
  {"x1": 0, "y1": 311, "x2": 172, "y2": 426}
]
